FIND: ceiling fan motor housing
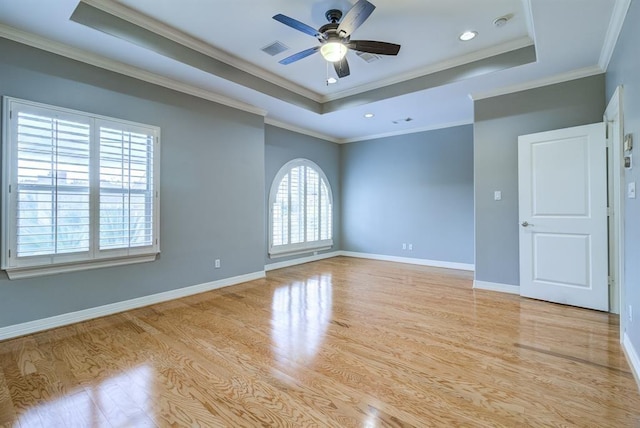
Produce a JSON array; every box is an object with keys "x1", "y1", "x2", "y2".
[
  {"x1": 318, "y1": 23, "x2": 346, "y2": 43},
  {"x1": 325, "y1": 9, "x2": 343, "y2": 23}
]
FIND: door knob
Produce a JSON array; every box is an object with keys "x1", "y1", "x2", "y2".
[{"x1": 521, "y1": 221, "x2": 533, "y2": 227}]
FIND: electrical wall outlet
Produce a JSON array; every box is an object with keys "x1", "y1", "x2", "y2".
[
  {"x1": 402, "y1": 243, "x2": 406, "y2": 250},
  {"x1": 214, "y1": 259, "x2": 221, "y2": 269},
  {"x1": 408, "y1": 244, "x2": 413, "y2": 251}
]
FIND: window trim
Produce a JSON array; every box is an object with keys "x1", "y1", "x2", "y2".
[
  {"x1": 1, "y1": 97, "x2": 161, "y2": 279},
  {"x1": 268, "y1": 158, "x2": 333, "y2": 258}
]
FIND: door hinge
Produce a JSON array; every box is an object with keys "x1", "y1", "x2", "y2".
[
  {"x1": 607, "y1": 207, "x2": 614, "y2": 217},
  {"x1": 8, "y1": 249, "x2": 11, "y2": 258},
  {"x1": 608, "y1": 276, "x2": 615, "y2": 287},
  {"x1": 8, "y1": 184, "x2": 11, "y2": 194}
]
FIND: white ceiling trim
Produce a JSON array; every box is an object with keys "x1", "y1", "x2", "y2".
[
  {"x1": 339, "y1": 119, "x2": 473, "y2": 144},
  {"x1": 598, "y1": 0, "x2": 632, "y2": 71},
  {"x1": 81, "y1": 0, "x2": 536, "y2": 106},
  {"x1": 0, "y1": 23, "x2": 267, "y2": 117},
  {"x1": 323, "y1": 37, "x2": 534, "y2": 102},
  {"x1": 520, "y1": 0, "x2": 536, "y2": 50},
  {"x1": 83, "y1": 0, "x2": 323, "y2": 103},
  {"x1": 468, "y1": 65, "x2": 603, "y2": 101},
  {"x1": 265, "y1": 118, "x2": 340, "y2": 143}
]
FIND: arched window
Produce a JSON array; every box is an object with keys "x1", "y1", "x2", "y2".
[{"x1": 269, "y1": 159, "x2": 333, "y2": 257}]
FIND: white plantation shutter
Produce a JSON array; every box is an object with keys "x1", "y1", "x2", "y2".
[
  {"x1": 15, "y1": 111, "x2": 91, "y2": 257},
  {"x1": 306, "y1": 167, "x2": 319, "y2": 242},
  {"x1": 2, "y1": 98, "x2": 160, "y2": 278},
  {"x1": 320, "y1": 180, "x2": 331, "y2": 241},
  {"x1": 99, "y1": 125, "x2": 155, "y2": 250},
  {"x1": 273, "y1": 173, "x2": 289, "y2": 246},
  {"x1": 290, "y1": 166, "x2": 304, "y2": 244},
  {"x1": 269, "y1": 159, "x2": 333, "y2": 257}
]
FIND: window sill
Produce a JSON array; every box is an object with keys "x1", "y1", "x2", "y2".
[
  {"x1": 4, "y1": 253, "x2": 158, "y2": 279},
  {"x1": 269, "y1": 241, "x2": 333, "y2": 259}
]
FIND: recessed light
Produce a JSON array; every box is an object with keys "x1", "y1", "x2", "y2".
[
  {"x1": 459, "y1": 31, "x2": 478, "y2": 41},
  {"x1": 493, "y1": 17, "x2": 508, "y2": 27},
  {"x1": 364, "y1": 113, "x2": 375, "y2": 118},
  {"x1": 326, "y1": 77, "x2": 338, "y2": 84},
  {"x1": 493, "y1": 14, "x2": 513, "y2": 28}
]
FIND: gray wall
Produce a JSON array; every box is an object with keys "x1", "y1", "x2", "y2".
[
  {"x1": 341, "y1": 125, "x2": 474, "y2": 264},
  {"x1": 474, "y1": 74, "x2": 606, "y2": 286},
  {"x1": 606, "y1": 0, "x2": 640, "y2": 354},
  {"x1": 0, "y1": 39, "x2": 265, "y2": 327},
  {"x1": 264, "y1": 125, "x2": 341, "y2": 265}
]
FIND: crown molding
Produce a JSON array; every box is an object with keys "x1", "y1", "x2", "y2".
[
  {"x1": 339, "y1": 120, "x2": 472, "y2": 144},
  {"x1": 82, "y1": 0, "x2": 323, "y2": 103},
  {"x1": 0, "y1": 24, "x2": 267, "y2": 116},
  {"x1": 265, "y1": 117, "x2": 474, "y2": 144},
  {"x1": 469, "y1": 65, "x2": 604, "y2": 101},
  {"x1": 264, "y1": 118, "x2": 340, "y2": 143},
  {"x1": 598, "y1": 0, "x2": 632, "y2": 71},
  {"x1": 322, "y1": 37, "x2": 534, "y2": 102}
]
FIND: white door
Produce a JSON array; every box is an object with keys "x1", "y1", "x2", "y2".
[{"x1": 518, "y1": 123, "x2": 608, "y2": 311}]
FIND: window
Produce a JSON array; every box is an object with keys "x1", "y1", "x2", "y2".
[
  {"x1": 269, "y1": 159, "x2": 333, "y2": 257},
  {"x1": 1, "y1": 97, "x2": 160, "y2": 278}
]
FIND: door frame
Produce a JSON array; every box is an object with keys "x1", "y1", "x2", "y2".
[{"x1": 604, "y1": 86, "x2": 624, "y2": 329}]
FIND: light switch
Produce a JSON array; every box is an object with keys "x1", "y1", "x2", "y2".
[
  {"x1": 494, "y1": 191, "x2": 502, "y2": 201},
  {"x1": 628, "y1": 182, "x2": 636, "y2": 199}
]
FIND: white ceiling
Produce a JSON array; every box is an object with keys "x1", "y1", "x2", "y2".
[{"x1": 0, "y1": 0, "x2": 623, "y2": 142}]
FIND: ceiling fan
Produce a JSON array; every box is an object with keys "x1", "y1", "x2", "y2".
[{"x1": 272, "y1": 0, "x2": 401, "y2": 79}]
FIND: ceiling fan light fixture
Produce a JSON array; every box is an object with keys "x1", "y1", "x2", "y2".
[{"x1": 320, "y1": 42, "x2": 348, "y2": 62}]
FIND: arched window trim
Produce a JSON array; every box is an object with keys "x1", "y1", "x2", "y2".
[{"x1": 268, "y1": 158, "x2": 333, "y2": 258}]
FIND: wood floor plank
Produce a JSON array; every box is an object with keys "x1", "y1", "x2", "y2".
[
  {"x1": 0, "y1": 362, "x2": 17, "y2": 427},
  {"x1": 0, "y1": 257, "x2": 639, "y2": 426}
]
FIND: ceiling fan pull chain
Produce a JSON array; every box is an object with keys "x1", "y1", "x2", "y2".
[{"x1": 326, "y1": 61, "x2": 329, "y2": 85}]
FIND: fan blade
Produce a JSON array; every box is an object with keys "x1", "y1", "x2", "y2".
[
  {"x1": 279, "y1": 46, "x2": 320, "y2": 64},
  {"x1": 348, "y1": 40, "x2": 401, "y2": 55},
  {"x1": 337, "y1": 0, "x2": 376, "y2": 38},
  {"x1": 273, "y1": 14, "x2": 320, "y2": 38},
  {"x1": 334, "y1": 57, "x2": 350, "y2": 78}
]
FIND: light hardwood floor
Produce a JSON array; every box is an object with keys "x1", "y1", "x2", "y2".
[{"x1": 0, "y1": 257, "x2": 639, "y2": 427}]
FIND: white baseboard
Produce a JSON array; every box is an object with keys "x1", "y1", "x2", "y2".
[
  {"x1": 0, "y1": 270, "x2": 265, "y2": 341},
  {"x1": 623, "y1": 332, "x2": 640, "y2": 392},
  {"x1": 473, "y1": 280, "x2": 520, "y2": 295},
  {"x1": 340, "y1": 251, "x2": 474, "y2": 271},
  {"x1": 265, "y1": 251, "x2": 341, "y2": 271}
]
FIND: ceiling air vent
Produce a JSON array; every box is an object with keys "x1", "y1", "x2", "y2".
[
  {"x1": 392, "y1": 117, "x2": 414, "y2": 124},
  {"x1": 355, "y1": 51, "x2": 381, "y2": 63},
  {"x1": 261, "y1": 41, "x2": 289, "y2": 56}
]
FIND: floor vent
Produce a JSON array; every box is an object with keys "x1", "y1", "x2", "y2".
[{"x1": 261, "y1": 41, "x2": 289, "y2": 56}]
